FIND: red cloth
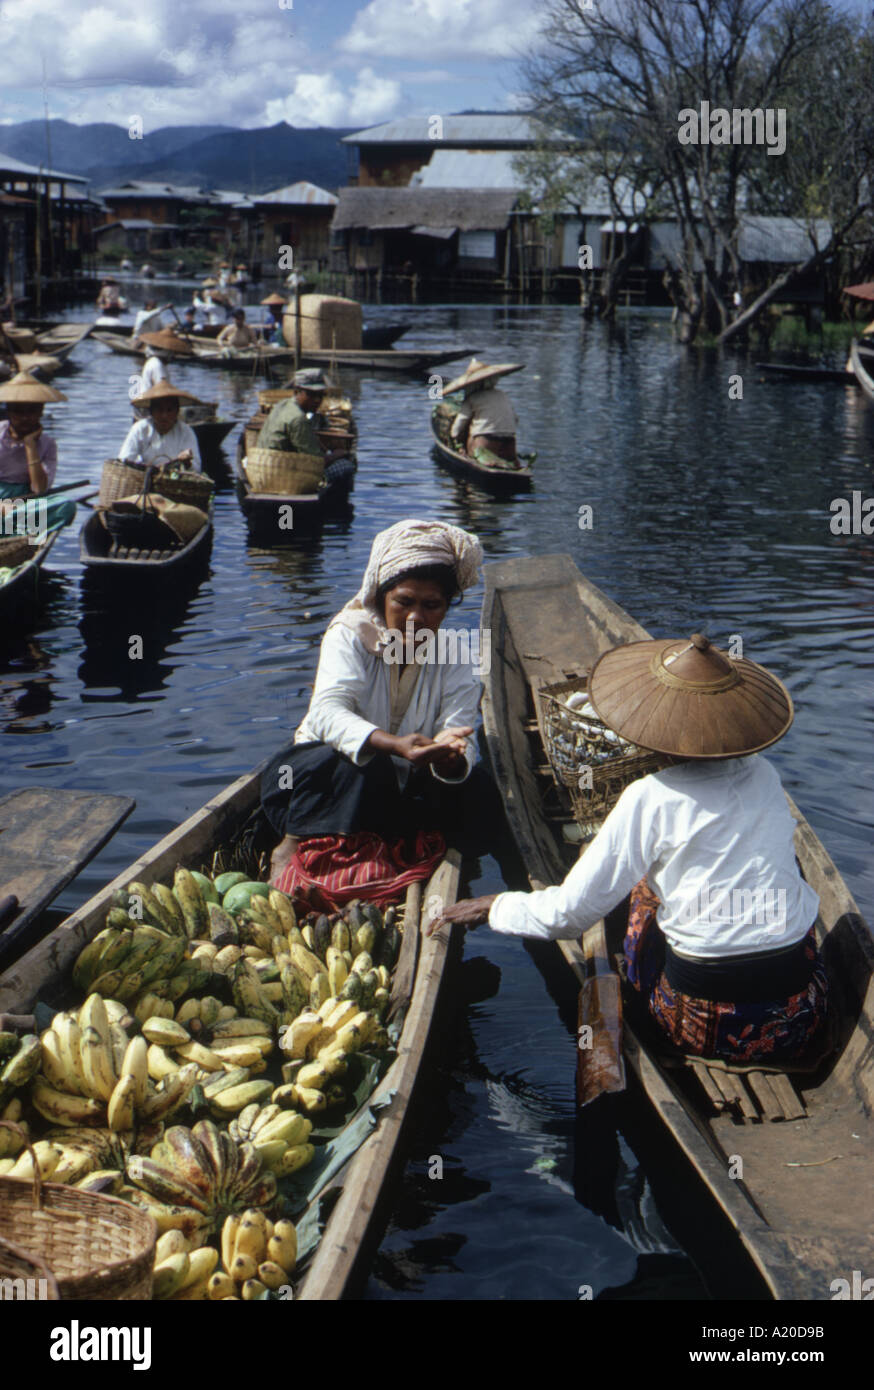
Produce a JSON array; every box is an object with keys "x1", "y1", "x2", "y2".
[{"x1": 271, "y1": 829, "x2": 446, "y2": 912}]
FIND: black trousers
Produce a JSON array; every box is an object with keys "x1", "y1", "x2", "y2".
[{"x1": 260, "y1": 739, "x2": 517, "y2": 866}]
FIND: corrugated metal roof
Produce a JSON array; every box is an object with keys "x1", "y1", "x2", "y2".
[
  {"x1": 254, "y1": 182, "x2": 338, "y2": 207},
  {"x1": 332, "y1": 186, "x2": 517, "y2": 232},
  {"x1": 94, "y1": 220, "x2": 160, "y2": 232},
  {"x1": 343, "y1": 114, "x2": 572, "y2": 146},
  {"x1": 412, "y1": 150, "x2": 523, "y2": 190},
  {"x1": 0, "y1": 151, "x2": 87, "y2": 183},
  {"x1": 100, "y1": 181, "x2": 211, "y2": 202},
  {"x1": 738, "y1": 216, "x2": 831, "y2": 262}
]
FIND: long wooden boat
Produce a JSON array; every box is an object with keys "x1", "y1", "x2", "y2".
[
  {"x1": 34, "y1": 322, "x2": 94, "y2": 359},
  {"x1": 361, "y1": 322, "x2": 411, "y2": 350},
  {"x1": 0, "y1": 765, "x2": 460, "y2": 1299},
  {"x1": 0, "y1": 529, "x2": 60, "y2": 630},
  {"x1": 93, "y1": 331, "x2": 294, "y2": 374},
  {"x1": 430, "y1": 409, "x2": 533, "y2": 495},
  {"x1": 190, "y1": 419, "x2": 236, "y2": 457},
  {"x1": 481, "y1": 553, "x2": 874, "y2": 1301},
  {"x1": 79, "y1": 505, "x2": 213, "y2": 581},
  {"x1": 756, "y1": 361, "x2": 858, "y2": 385},
  {"x1": 849, "y1": 339, "x2": 874, "y2": 402},
  {"x1": 296, "y1": 345, "x2": 478, "y2": 375}
]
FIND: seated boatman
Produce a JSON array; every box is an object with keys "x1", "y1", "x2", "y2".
[
  {"x1": 256, "y1": 368, "x2": 347, "y2": 466},
  {"x1": 442, "y1": 358, "x2": 523, "y2": 466},
  {"x1": 217, "y1": 308, "x2": 259, "y2": 349}
]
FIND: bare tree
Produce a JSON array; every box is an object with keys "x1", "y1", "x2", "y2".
[{"x1": 520, "y1": 0, "x2": 873, "y2": 343}]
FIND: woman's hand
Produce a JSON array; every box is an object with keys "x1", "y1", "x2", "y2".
[
  {"x1": 392, "y1": 732, "x2": 445, "y2": 766},
  {"x1": 426, "y1": 895, "x2": 497, "y2": 936}
]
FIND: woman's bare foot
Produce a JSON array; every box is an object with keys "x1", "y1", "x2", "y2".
[{"x1": 269, "y1": 834, "x2": 299, "y2": 883}]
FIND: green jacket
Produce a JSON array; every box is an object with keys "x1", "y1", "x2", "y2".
[{"x1": 257, "y1": 399, "x2": 323, "y2": 456}]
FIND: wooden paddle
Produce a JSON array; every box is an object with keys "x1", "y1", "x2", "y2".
[{"x1": 537, "y1": 874, "x2": 625, "y2": 1106}]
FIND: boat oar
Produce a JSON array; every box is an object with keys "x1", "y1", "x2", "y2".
[{"x1": 577, "y1": 922, "x2": 625, "y2": 1106}]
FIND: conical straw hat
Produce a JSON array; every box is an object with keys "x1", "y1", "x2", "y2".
[
  {"x1": 261, "y1": 293, "x2": 287, "y2": 306},
  {"x1": 440, "y1": 358, "x2": 524, "y2": 398},
  {"x1": 0, "y1": 371, "x2": 67, "y2": 403},
  {"x1": 132, "y1": 379, "x2": 203, "y2": 406},
  {"x1": 139, "y1": 329, "x2": 196, "y2": 355},
  {"x1": 588, "y1": 634, "x2": 793, "y2": 759}
]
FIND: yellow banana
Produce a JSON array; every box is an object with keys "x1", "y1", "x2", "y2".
[
  {"x1": 156, "y1": 1229, "x2": 189, "y2": 1261},
  {"x1": 221, "y1": 1214, "x2": 240, "y2": 1273},
  {"x1": 267, "y1": 1220, "x2": 297, "y2": 1273},
  {"x1": 40, "y1": 1028, "x2": 73, "y2": 1092},
  {"x1": 233, "y1": 1209, "x2": 268, "y2": 1265},
  {"x1": 177, "y1": 1246, "x2": 218, "y2": 1290},
  {"x1": 257, "y1": 1260, "x2": 288, "y2": 1291},
  {"x1": 53, "y1": 1013, "x2": 88, "y2": 1095},
  {"x1": 9, "y1": 1141, "x2": 62, "y2": 1180},
  {"x1": 107, "y1": 1074, "x2": 137, "y2": 1132},
  {"x1": 152, "y1": 1251, "x2": 191, "y2": 1299},
  {"x1": 229, "y1": 1253, "x2": 258, "y2": 1284},
  {"x1": 208, "y1": 1271, "x2": 236, "y2": 1300},
  {"x1": 273, "y1": 1143, "x2": 314, "y2": 1177},
  {"x1": 241, "y1": 1278, "x2": 267, "y2": 1301},
  {"x1": 122, "y1": 1035, "x2": 149, "y2": 1109},
  {"x1": 78, "y1": 994, "x2": 116, "y2": 1100},
  {"x1": 30, "y1": 1078, "x2": 104, "y2": 1126}
]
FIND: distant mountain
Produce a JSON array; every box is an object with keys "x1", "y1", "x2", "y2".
[{"x1": 0, "y1": 119, "x2": 354, "y2": 195}]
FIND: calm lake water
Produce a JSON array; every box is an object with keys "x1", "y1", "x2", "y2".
[{"x1": 2, "y1": 293, "x2": 872, "y2": 1300}]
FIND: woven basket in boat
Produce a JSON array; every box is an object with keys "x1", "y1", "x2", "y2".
[
  {"x1": 257, "y1": 388, "x2": 296, "y2": 410},
  {"x1": 99, "y1": 457, "x2": 146, "y2": 507},
  {"x1": 245, "y1": 447, "x2": 324, "y2": 495},
  {"x1": 540, "y1": 677, "x2": 668, "y2": 830},
  {"x1": 0, "y1": 534, "x2": 34, "y2": 568},
  {"x1": 151, "y1": 468, "x2": 214, "y2": 507},
  {"x1": 0, "y1": 1123, "x2": 156, "y2": 1300},
  {"x1": 0, "y1": 1234, "x2": 60, "y2": 1299}
]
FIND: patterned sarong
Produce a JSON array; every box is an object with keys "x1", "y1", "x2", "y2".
[
  {"x1": 271, "y1": 828, "x2": 446, "y2": 913},
  {"x1": 624, "y1": 877, "x2": 828, "y2": 1062}
]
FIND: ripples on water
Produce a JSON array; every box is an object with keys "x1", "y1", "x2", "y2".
[{"x1": 2, "y1": 298, "x2": 871, "y2": 1300}]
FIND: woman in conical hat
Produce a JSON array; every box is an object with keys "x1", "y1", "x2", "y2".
[
  {"x1": 441, "y1": 358, "x2": 523, "y2": 466},
  {"x1": 260, "y1": 518, "x2": 521, "y2": 905},
  {"x1": 119, "y1": 379, "x2": 204, "y2": 471},
  {"x1": 133, "y1": 328, "x2": 196, "y2": 401},
  {"x1": 0, "y1": 372, "x2": 77, "y2": 533},
  {"x1": 433, "y1": 633, "x2": 828, "y2": 1064}
]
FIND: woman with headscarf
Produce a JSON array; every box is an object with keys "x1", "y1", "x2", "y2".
[
  {"x1": 262, "y1": 518, "x2": 517, "y2": 899},
  {"x1": 431, "y1": 633, "x2": 828, "y2": 1064}
]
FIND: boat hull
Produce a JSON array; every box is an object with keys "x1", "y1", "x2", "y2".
[{"x1": 429, "y1": 418, "x2": 532, "y2": 494}]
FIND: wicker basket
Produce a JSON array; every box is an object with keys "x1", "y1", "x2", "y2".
[
  {"x1": 0, "y1": 534, "x2": 34, "y2": 568},
  {"x1": 0, "y1": 1123, "x2": 156, "y2": 1300},
  {"x1": 257, "y1": 388, "x2": 295, "y2": 410},
  {"x1": 151, "y1": 468, "x2": 214, "y2": 508},
  {"x1": 0, "y1": 1234, "x2": 60, "y2": 1299},
  {"x1": 99, "y1": 458, "x2": 146, "y2": 507},
  {"x1": 244, "y1": 446, "x2": 324, "y2": 495},
  {"x1": 540, "y1": 677, "x2": 668, "y2": 831}
]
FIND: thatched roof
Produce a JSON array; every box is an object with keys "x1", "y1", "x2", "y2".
[{"x1": 332, "y1": 186, "x2": 518, "y2": 233}]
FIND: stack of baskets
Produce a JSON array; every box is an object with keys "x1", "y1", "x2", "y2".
[
  {"x1": 244, "y1": 447, "x2": 324, "y2": 495},
  {"x1": 540, "y1": 677, "x2": 667, "y2": 835},
  {"x1": 98, "y1": 459, "x2": 213, "y2": 509}
]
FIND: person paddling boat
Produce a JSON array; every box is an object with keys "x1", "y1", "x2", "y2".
[
  {"x1": 432, "y1": 633, "x2": 827, "y2": 1065},
  {"x1": 440, "y1": 358, "x2": 524, "y2": 467}
]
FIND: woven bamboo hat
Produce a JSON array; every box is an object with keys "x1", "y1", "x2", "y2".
[
  {"x1": 261, "y1": 293, "x2": 287, "y2": 306},
  {"x1": 140, "y1": 330, "x2": 195, "y2": 355},
  {"x1": 440, "y1": 357, "x2": 524, "y2": 398},
  {"x1": 0, "y1": 371, "x2": 67, "y2": 404},
  {"x1": 588, "y1": 633, "x2": 794, "y2": 759},
  {"x1": 202, "y1": 277, "x2": 219, "y2": 288},
  {"x1": 132, "y1": 379, "x2": 202, "y2": 407}
]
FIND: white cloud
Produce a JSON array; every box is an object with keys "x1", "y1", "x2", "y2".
[
  {"x1": 339, "y1": 0, "x2": 544, "y2": 60},
  {"x1": 263, "y1": 67, "x2": 402, "y2": 128}
]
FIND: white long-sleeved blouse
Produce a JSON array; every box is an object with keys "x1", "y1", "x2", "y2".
[{"x1": 294, "y1": 622, "x2": 482, "y2": 786}]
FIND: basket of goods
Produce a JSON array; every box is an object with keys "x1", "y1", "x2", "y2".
[
  {"x1": 540, "y1": 677, "x2": 668, "y2": 832},
  {"x1": 0, "y1": 533, "x2": 33, "y2": 568},
  {"x1": 244, "y1": 447, "x2": 324, "y2": 496},
  {"x1": 257, "y1": 388, "x2": 295, "y2": 411},
  {"x1": 98, "y1": 457, "x2": 147, "y2": 507},
  {"x1": 151, "y1": 466, "x2": 214, "y2": 509},
  {"x1": 0, "y1": 1122, "x2": 156, "y2": 1300},
  {"x1": 102, "y1": 467, "x2": 179, "y2": 550}
]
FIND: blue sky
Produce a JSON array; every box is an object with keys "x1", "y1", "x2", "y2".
[{"x1": 0, "y1": 0, "x2": 542, "y2": 131}]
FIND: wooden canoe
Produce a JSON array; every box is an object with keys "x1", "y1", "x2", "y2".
[
  {"x1": 296, "y1": 345, "x2": 479, "y2": 375},
  {"x1": 0, "y1": 764, "x2": 461, "y2": 1299},
  {"x1": 481, "y1": 553, "x2": 874, "y2": 1301},
  {"x1": 33, "y1": 322, "x2": 94, "y2": 360},
  {"x1": 0, "y1": 529, "x2": 60, "y2": 630},
  {"x1": 79, "y1": 505, "x2": 213, "y2": 580},
  {"x1": 93, "y1": 331, "x2": 293, "y2": 374},
  {"x1": 756, "y1": 361, "x2": 859, "y2": 385},
  {"x1": 429, "y1": 410, "x2": 533, "y2": 495},
  {"x1": 234, "y1": 445, "x2": 355, "y2": 541},
  {"x1": 849, "y1": 339, "x2": 874, "y2": 402},
  {"x1": 361, "y1": 322, "x2": 411, "y2": 350}
]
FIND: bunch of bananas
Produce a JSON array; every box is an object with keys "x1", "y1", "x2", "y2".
[
  {"x1": 124, "y1": 1120, "x2": 276, "y2": 1247},
  {"x1": 0, "y1": 1098, "x2": 30, "y2": 1163},
  {"x1": 152, "y1": 1230, "x2": 219, "y2": 1300},
  {"x1": 72, "y1": 919, "x2": 212, "y2": 1007},
  {"x1": 228, "y1": 1102, "x2": 313, "y2": 1176},
  {"x1": 3, "y1": 1123, "x2": 159, "y2": 1185},
  {"x1": 206, "y1": 1210, "x2": 298, "y2": 1299},
  {"x1": 33, "y1": 994, "x2": 199, "y2": 1130}
]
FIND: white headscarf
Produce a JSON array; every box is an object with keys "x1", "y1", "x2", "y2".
[{"x1": 329, "y1": 518, "x2": 483, "y2": 652}]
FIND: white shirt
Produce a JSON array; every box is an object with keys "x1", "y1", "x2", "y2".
[
  {"x1": 138, "y1": 356, "x2": 167, "y2": 394},
  {"x1": 119, "y1": 418, "x2": 202, "y2": 470},
  {"x1": 133, "y1": 307, "x2": 165, "y2": 336},
  {"x1": 490, "y1": 755, "x2": 819, "y2": 959},
  {"x1": 295, "y1": 622, "x2": 482, "y2": 787},
  {"x1": 450, "y1": 386, "x2": 517, "y2": 440}
]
